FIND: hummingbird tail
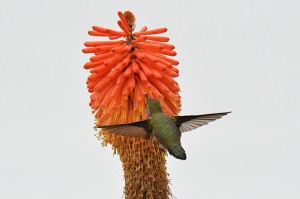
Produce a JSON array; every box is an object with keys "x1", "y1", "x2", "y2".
[{"x1": 168, "y1": 145, "x2": 186, "y2": 160}]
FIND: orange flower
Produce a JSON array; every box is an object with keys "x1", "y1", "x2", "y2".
[
  {"x1": 83, "y1": 11, "x2": 181, "y2": 199},
  {"x1": 83, "y1": 11, "x2": 180, "y2": 122}
]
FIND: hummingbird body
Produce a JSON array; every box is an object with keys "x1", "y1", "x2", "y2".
[
  {"x1": 97, "y1": 98, "x2": 230, "y2": 160},
  {"x1": 147, "y1": 99, "x2": 187, "y2": 159}
]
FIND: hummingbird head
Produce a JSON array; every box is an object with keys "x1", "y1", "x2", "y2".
[{"x1": 146, "y1": 98, "x2": 163, "y2": 116}]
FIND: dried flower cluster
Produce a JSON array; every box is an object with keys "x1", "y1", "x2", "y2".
[{"x1": 83, "y1": 11, "x2": 181, "y2": 199}]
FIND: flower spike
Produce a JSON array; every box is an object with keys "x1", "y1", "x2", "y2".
[{"x1": 83, "y1": 11, "x2": 181, "y2": 199}]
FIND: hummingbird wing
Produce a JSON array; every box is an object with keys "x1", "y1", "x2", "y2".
[
  {"x1": 96, "y1": 120, "x2": 151, "y2": 139},
  {"x1": 174, "y1": 112, "x2": 230, "y2": 133}
]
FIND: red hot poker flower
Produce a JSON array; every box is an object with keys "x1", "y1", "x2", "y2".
[
  {"x1": 83, "y1": 11, "x2": 181, "y2": 125},
  {"x1": 83, "y1": 11, "x2": 181, "y2": 199}
]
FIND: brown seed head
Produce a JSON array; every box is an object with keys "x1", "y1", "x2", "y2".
[{"x1": 124, "y1": 11, "x2": 136, "y2": 31}]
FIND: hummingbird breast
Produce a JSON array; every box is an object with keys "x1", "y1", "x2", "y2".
[{"x1": 150, "y1": 113, "x2": 186, "y2": 159}]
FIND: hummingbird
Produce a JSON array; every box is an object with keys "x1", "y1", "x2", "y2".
[{"x1": 97, "y1": 98, "x2": 230, "y2": 160}]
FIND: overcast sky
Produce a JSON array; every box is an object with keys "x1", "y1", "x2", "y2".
[{"x1": 1, "y1": 0, "x2": 299, "y2": 199}]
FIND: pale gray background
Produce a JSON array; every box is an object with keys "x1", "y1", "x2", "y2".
[{"x1": 1, "y1": 0, "x2": 299, "y2": 198}]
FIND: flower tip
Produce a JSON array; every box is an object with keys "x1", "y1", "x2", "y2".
[{"x1": 124, "y1": 11, "x2": 136, "y2": 30}]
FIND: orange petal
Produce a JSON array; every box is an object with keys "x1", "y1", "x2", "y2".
[
  {"x1": 104, "y1": 53, "x2": 128, "y2": 67},
  {"x1": 84, "y1": 40, "x2": 124, "y2": 47},
  {"x1": 131, "y1": 60, "x2": 139, "y2": 73},
  {"x1": 161, "y1": 80, "x2": 180, "y2": 93},
  {"x1": 90, "y1": 52, "x2": 114, "y2": 62},
  {"x1": 157, "y1": 49, "x2": 177, "y2": 56},
  {"x1": 116, "y1": 72, "x2": 126, "y2": 85},
  {"x1": 90, "y1": 64, "x2": 106, "y2": 74},
  {"x1": 135, "y1": 60, "x2": 152, "y2": 77},
  {"x1": 123, "y1": 65, "x2": 132, "y2": 77},
  {"x1": 152, "y1": 56, "x2": 173, "y2": 68},
  {"x1": 133, "y1": 81, "x2": 142, "y2": 101},
  {"x1": 106, "y1": 29, "x2": 127, "y2": 36},
  {"x1": 135, "y1": 42, "x2": 163, "y2": 51},
  {"x1": 138, "y1": 26, "x2": 147, "y2": 32},
  {"x1": 136, "y1": 77, "x2": 147, "y2": 95},
  {"x1": 101, "y1": 83, "x2": 116, "y2": 107},
  {"x1": 169, "y1": 66, "x2": 179, "y2": 73},
  {"x1": 112, "y1": 45, "x2": 132, "y2": 54},
  {"x1": 111, "y1": 83, "x2": 124, "y2": 98},
  {"x1": 140, "y1": 51, "x2": 158, "y2": 62},
  {"x1": 153, "y1": 62, "x2": 167, "y2": 71},
  {"x1": 87, "y1": 79, "x2": 101, "y2": 92},
  {"x1": 117, "y1": 20, "x2": 130, "y2": 35},
  {"x1": 128, "y1": 73, "x2": 136, "y2": 89},
  {"x1": 94, "y1": 78, "x2": 111, "y2": 92},
  {"x1": 117, "y1": 11, "x2": 131, "y2": 32},
  {"x1": 132, "y1": 50, "x2": 145, "y2": 60},
  {"x1": 144, "y1": 36, "x2": 169, "y2": 42},
  {"x1": 133, "y1": 85, "x2": 142, "y2": 110},
  {"x1": 163, "y1": 97, "x2": 179, "y2": 115},
  {"x1": 164, "y1": 68, "x2": 179, "y2": 77},
  {"x1": 150, "y1": 69, "x2": 162, "y2": 79},
  {"x1": 134, "y1": 27, "x2": 167, "y2": 36},
  {"x1": 146, "y1": 51, "x2": 179, "y2": 65},
  {"x1": 109, "y1": 35, "x2": 122, "y2": 40},
  {"x1": 161, "y1": 72, "x2": 177, "y2": 85},
  {"x1": 96, "y1": 44, "x2": 122, "y2": 53},
  {"x1": 132, "y1": 36, "x2": 147, "y2": 43},
  {"x1": 92, "y1": 26, "x2": 108, "y2": 33},
  {"x1": 148, "y1": 77, "x2": 170, "y2": 95},
  {"x1": 115, "y1": 53, "x2": 131, "y2": 71},
  {"x1": 107, "y1": 69, "x2": 121, "y2": 80},
  {"x1": 139, "y1": 58, "x2": 166, "y2": 71},
  {"x1": 137, "y1": 69, "x2": 148, "y2": 82},
  {"x1": 147, "y1": 83, "x2": 164, "y2": 101},
  {"x1": 84, "y1": 60, "x2": 104, "y2": 69},
  {"x1": 82, "y1": 47, "x2": 97, "y2": 54},
  {"x1": 87, "y1": 71, "x2": 108, "y2": 82},
  {"x1": 90, "y1": 91, "x2": 104, "y2": 105},
  {"x1": 122, "y1": 79, "x2": 131, "y2": 96},
  {"x1": 162, "y1": 99, "x2": 177, "y2": 116},
  {"x1": 88, "y1": 30, "x2": 109, "y2": 36},
  {"x1": 144, "y1": 41, "x2": 175, "y2": 50},
  {"x1": 91, "y1": 79, "x2": 114, "y2": 104},
  {"x1": 142, "y1": 48, "x2": 176, "y2": 56},
  {"x1": 138, "y1": 60, "x2": 162, "y2": 78}
]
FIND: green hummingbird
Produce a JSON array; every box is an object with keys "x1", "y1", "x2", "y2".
[{"x1": 97, "y1": 98, "x2": 230, "y2": 160}]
